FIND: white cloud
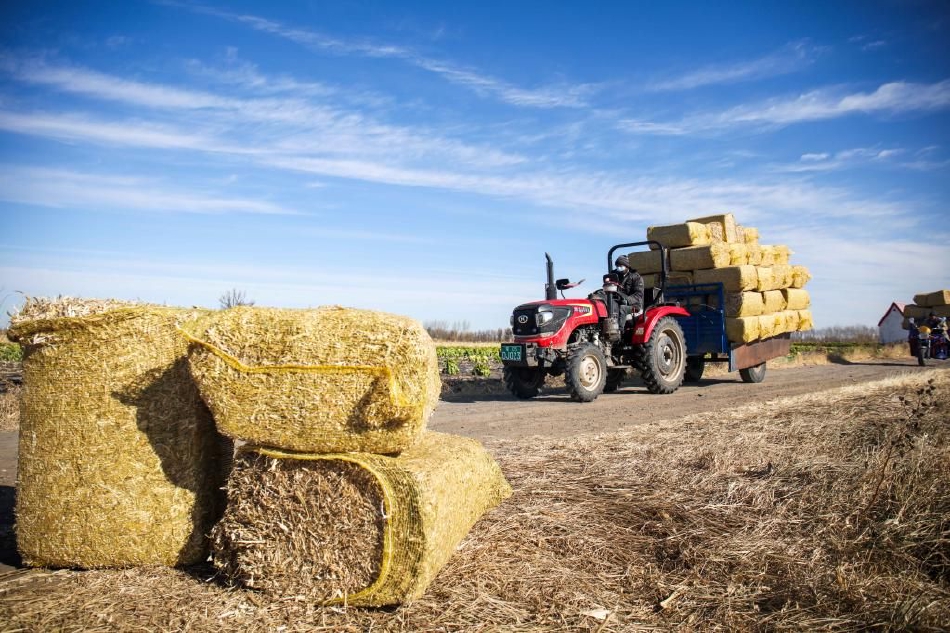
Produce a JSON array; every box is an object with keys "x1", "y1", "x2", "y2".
[
  {"x1": 647, "y1": 40, "x2": 821, "y2": 92},
  {"x1": 165, "y1": 3, "x2": 597, "y2": 109},
  {"x1": 776, "y1": 147, "x2": 907, "y2": 173},
  {"x1": 0, "y1": 167, "x2": 298, "y2": 215},
  {"x1": 621, "y1": 80, "x2": 950, "y2": 136}
]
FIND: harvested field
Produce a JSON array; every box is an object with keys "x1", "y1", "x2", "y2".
[{"x1": 2, "y1": 369, "x2": 948, "y2": 631}]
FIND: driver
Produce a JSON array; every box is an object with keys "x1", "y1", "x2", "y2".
[{"x1": 614, "y1": 255, "x2": 644, "y2": 315}]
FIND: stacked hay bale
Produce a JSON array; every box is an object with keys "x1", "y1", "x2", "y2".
[
  {"x1": 183, "y1": 306, "x2": 511, "y2": 606},
  {"x1": 640, "y1": 213, "x2": 813, "y2": 344},
  {"x1": 8, "y1": 298, "x2": 231, "y2": 569},
  {"x1": 903, "y1": 290, "x2": 950, "y2": 326}
]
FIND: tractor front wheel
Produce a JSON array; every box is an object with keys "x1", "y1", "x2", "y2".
[
  {"x1": 635, "y1": 317, "x2": 686, "y2": 394},
  {"x1": 565, "y1": 343, "x2": 607, "y2": 402},
  {"x1": 503, "y1": 366, "x2": 546, "y2": 399}
]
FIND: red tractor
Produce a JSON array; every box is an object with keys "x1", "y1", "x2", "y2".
[{"x1": 500, "y1": 241, "x2": 788, "y2": 401}]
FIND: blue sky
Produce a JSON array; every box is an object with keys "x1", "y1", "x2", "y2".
[{"x1": 1, "y1": 1, "x2": 948, "y2": 331}]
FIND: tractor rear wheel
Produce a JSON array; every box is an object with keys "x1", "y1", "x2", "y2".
[
  {"x1": 565, "y1": 343, "x2": 607, "y2": 402},
  {"x1": 739, "y1": 363, "x2": 767, "y2": 383},
  {"x1": 635, "y1": 317, "x2": 686, "y2": 394},
  {"x1": 503, "y1": 366, "x2": 545, "y2": 399},
  {"x1": 684, "y1": 355, "x2": 705, "y2": 383},
  {"x1": 604, "y1": 368, "x2": 627, "y2": 393}
]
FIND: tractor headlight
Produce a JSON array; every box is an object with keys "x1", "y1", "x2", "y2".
[{"x1": 536, "y1": 310, "x2": 554, "y2": 326}]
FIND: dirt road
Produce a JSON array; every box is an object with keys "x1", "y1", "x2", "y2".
[
  {"x1": 430, "y1": 358, "x2": 944, "y2": 440},
  {"x1": 0, "y1": 358, "x2": 945, "y2": 572}
]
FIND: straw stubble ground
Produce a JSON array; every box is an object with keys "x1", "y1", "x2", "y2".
[{"x1": 1, "y1": 369, "x2": 948, "y2": 631}]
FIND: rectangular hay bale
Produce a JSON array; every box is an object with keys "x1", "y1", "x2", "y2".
[
  {"x1": 913, "y1": 290, "x2": 950, "y2": 307},
  {"x1": 8, "y1": 301, "x2": 229, "y2": 569},
  {"x1": 782, "y1": 309, "x2": 801, "y2": 332},
  {"x1": 182, "y1": 306, "x2": 442, "y2": 454},
  {"x1": 906, "y1": 304, "x2": 950, "y2": 319},
  {"x1": 762, "y1": 290, "x2": 787, "y2": 314},
  {"x1": 687, "y1": 213, "x2": 739, "y2": 243},
  {"x1": 791, "y1": 265, "x2": 812, "y2": 289},
  {"x1": 211, "y1": 432, "x2": 512, "y2": 607},
  {"x1": 742, "y1": 226, "x2": 759, "y2": 244},
  {"x1": 646, "y1": 222, "x2": 711, "y2": 249},
  {"x1": 797, "y1": 309, "x2": 814, "y2": 332},
  {"x1": 693, "y1": 265, "x2": 758, "y2": 292},
  {"x1": 669, "y1": 243, "x2": 732, "y2": 271},
  {"x1": 782, "y1": 288, "x2": 811, "y2": 311},
  {"x1": 626, "y1": 249, "x2": 666, "y2": 275},
  {"x1": 726, "y1": 316, "x2": 759, "y2": 343},
  {"x1": 724, "y1": 292, "x2": 765, "y2": 318}
]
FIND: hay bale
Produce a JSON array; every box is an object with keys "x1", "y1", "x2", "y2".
[
  {"x1": 782, "y1": 288, "x2": 811, "y2": 311},
  {"x1": 726, "y1": 317, "x2": 759, "y2": 343},
  {"x1": 745, "y1": 244, "x2": 763, "y2": 266},
  {"x1": 791, "y1": 265, "x2": 812, "y2": 289},
  {"x1": 693, "y1": 266, "x2": 758, "y2": 292},
  {"x1": 626, "y1": 250, "x2": 666, "y2": 275},
  {"x1": 646, "y1": 222, "x2": 710, "y2": 249},
  {"x1": 762, "y1": 290, "x2": 787, "y2": 314},
  {"x1": 724, "y1": 292, "x2": 765, "y2": 318},
  {"x1": 669, "y1": 243, "x2": 732, "y2": 271},
  {"x1": 687, "y1": 213, "x2": 739, "y2": 243},
  {"x1": 182, "y1": 306, "x2": 441, "y2": 454},
  {"x1": 907, "y1": 304, "x2": 950, "y2": 318},
  {"x1": 758, "y1": 245, "x2": 777, "y2": 267},
  {"x1": 913, "y1": 290, "x2": 950, "y2": 307},
  {"x1": 773, "y1": 264, "x2": 793, "y2": 289},
  {"x1": 772, "y1": 245, "x2": 792, "y2": 265},
  {"x1": 742, "y1": 226, "x2": 759, "y2": 244},
  {"x1": 783, "y1": 309, "x2": 801, "y2": 332},
  {"x1": 797, "y1": 309, "x2": 814, "y2": 331},
  {"x1": 755, "y1": 267, "x2": 775, "y2": 292},
  {"x1": 7, "y1": 299, "x2": 229, "y2": 569},
  {"x1": 211, "y1": 432, "x2": 512, "y2": 606},
  {"x1": 758, "y1": 312, "x2": 785, "y2": 339}
]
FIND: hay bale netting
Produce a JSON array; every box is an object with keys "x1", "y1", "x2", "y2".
[
  {"x1": 646, "y1": 222, "x2": 710, "y2": 249},
  {"x1": 211, "y1": 432, "x2": 512, "y2": 606},
  {"x1": 669, "y1": 243, "x2": 732, "y2": 271},
  {"x1": 182, "y1": 306, "x2": 441, "y2": 454},
  {"x1": 913, "y1": 290, "x2": 950, "y2": 307},
  {"x1": 7, "y1": 299, "x2": 230, "y2": 568},
  {"x1": 687, "y1": 213, "x2": 739, "y2": 243},
  {"x1": 693, "y1": 265, "x2": 758, "y2": 292}
]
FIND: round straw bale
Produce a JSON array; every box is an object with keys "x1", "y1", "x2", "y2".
[
  {"x1": 211, "y1": 432, "x2": 512, "y2": 606},
  {"x1": 182, "y1": 306, "x2": 441, "y2": 454},
  {"x1": 8, "y1": 301, "x2": 229, "y2": 569}
]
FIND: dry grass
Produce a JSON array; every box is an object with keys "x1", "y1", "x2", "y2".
[
  {"x1": 0, "y1": 384, "x2": 18, "y2": 432},
  {"x1": 2, "y1": 369, "x2": 948, "y2": 631}
]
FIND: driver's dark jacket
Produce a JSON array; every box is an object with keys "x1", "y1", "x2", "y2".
[{"x1": 617, "y1": 271, "x2": 644, "y2": 311}]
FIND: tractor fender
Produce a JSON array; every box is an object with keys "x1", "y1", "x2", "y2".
[{"x1": 630, "y1": 305, "x2": 691, "y2": 344}]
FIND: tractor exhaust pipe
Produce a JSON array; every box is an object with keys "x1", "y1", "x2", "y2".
[{"x1": 544, "y1": 252, "x2": 556, "y2": 300}]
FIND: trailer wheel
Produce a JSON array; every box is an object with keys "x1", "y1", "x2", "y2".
[
  {"x1": 503, "y1": 366, "x2": 545, "y2": 399},
  {"x1": 565, "y1": 343, "x2": 607, "y2": 402},
  {"x1": 635, "y1": 317, "x2": 686, "y2": 394},
  {"x1": 604, "y1": 368, "x2": 626, "y2": 393},
  {"x1": 684, "y1": 356, "x2": 705, "y2": 383},
  {"x1": 739, "y1": 363, "x2": 767, "y2": 383}
]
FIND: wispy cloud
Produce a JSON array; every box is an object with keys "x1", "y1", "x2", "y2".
[
  {"x1": 0, "y1": 166, "x2": 298, "y2": 214},
  {"x1": 623, "y1": 80, "x2": 950, "y2": 135},
  {"x1": 162, "y1": 2, "x2": 597, "y2": 109},
  {"x1": 647, "y1": 40, "x2": 821, "y2": 91},
  {"x1": 775, "y1": 146, "x2": 905, "y2": 172}
]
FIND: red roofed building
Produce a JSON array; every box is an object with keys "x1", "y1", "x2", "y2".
[{"x1": 878, "y1": 302, "x2": 906, "y2": 344}]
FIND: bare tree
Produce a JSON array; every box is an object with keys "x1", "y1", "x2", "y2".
[{"x1": 219, "y1": 288, "x2": 255, "y2": 309}]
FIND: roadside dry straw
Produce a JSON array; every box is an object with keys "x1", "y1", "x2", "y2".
[
  {"x1": 211, "y1": 432, "x2": 512, "y2": 606},
  {"x1": 8, "y1": 297, "x2": 229, "y2": 568},
  {"x1": 4, "y1": 371, "x2": 947, "y2": 631},
  {"x1": 182, "y1": 306, "x2": 442, "y2": 454}
]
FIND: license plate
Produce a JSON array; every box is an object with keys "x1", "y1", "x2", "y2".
[{"x1": 500, "y1": 344, "x2": 524, "y2": 362}]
